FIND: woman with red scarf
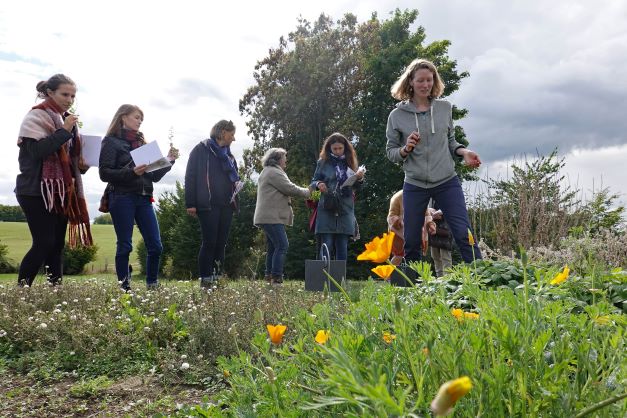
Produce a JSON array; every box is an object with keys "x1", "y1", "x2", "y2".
[
  {"x1": 99, "y1": 105, "x2": 179, "y2": 291},
  {"x1": 16, "y1": 74, "x2": 92, "y2": 287}
]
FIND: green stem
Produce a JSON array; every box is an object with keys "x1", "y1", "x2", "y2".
[
  {"x1": 322, "y1": 269, "x2": 352, "y2": 304},
  {"x1": 573, "y1": 392, "x2": 627, "y2": 418},
  {"x1": 387, "y1": 260, "x2": 416, "y2": 288}
]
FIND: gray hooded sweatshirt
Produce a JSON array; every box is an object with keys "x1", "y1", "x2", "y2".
[{"x1": 386, "y1": 99, "x2": 465, "y2": 188}]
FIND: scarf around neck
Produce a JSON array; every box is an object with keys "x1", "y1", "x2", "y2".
[
  {"x1": 209, "y1": 138, "x2": 240, "y2": 183},
  {"x1": 329, "y1": 153, "x2": 350, "y2": 194},
  {"x1": 121, "y1": 128, "x2": 145, "y2": 150},
  {"x1": 17, "y1": 98, "x2": 93, "y2": 248}
]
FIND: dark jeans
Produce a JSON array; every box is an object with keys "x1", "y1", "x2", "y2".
[
  {"x1": 260, "y1": 224, "x2": 289, "y2": 278},
  {"x1": 197, "y1": 205, "x2": 233, "y2": 277},
  {"x1": 403, "y1": 176, "x2": 482, "y2": 263},
  {"x1": 320, "y1": 233, "x2": 349, "y2": 260},
  {"x1": 17, "y1": 194, "x2": 68, "y2": 284},
  {"x1": 109, "y1": 193, "x2": 163, "y2": 285}
]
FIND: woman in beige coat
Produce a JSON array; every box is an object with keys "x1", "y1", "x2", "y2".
[{"x1": 254, "y1": 148, "x2": 311, "y2": 284}]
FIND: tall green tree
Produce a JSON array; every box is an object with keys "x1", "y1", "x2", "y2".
[{"x1": 239, "y1": 9, "x2": 474, "y2": 278}]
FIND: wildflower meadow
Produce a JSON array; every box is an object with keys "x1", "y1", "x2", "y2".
[{"x1": 1, "y1": 230, "x2": 625, "y2": 416}]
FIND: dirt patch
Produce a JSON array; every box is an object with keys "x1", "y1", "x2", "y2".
[{"x1": 0, "y1": 372, "x2": 213, "y2": 417}]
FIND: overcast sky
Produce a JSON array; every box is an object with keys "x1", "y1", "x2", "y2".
[{"x1": 1, "y1": 0, "x2": 626, "y2": 220}]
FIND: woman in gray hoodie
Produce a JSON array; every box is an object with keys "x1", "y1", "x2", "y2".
[{"x1": 385, "y1": 58, "x2": 482, "y2": 263}]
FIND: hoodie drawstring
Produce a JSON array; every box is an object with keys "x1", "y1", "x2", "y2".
[{"x1": 414, "y1": 104, "x2": 435, "y2": 134}]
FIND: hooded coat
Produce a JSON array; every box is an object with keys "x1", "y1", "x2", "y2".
[{"x1": 385, "y1": 99, "x2": 465, "y2": 188}]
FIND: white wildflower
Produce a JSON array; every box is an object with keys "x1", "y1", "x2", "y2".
[{"x1": 180, "y1": 362, "x2": 190, "y2": 370}]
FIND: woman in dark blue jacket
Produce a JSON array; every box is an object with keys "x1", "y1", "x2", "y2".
[
  {"x1": 310, "y1": 133, "x2": 364, "y2": 260},
  {"x1": 185, "y1": 120, "x2": 240, "y2": 287},
  {"x1": 99, "y1": 104, "x2": 178, "y2": 290}
]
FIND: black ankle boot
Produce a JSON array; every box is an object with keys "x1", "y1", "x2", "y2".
[
  {"x1": 47, "y1": 276, "x2": 62, "y2": 286},
  {"x1": 18, "y1": 278, "x2": 33, "y2": 287}
]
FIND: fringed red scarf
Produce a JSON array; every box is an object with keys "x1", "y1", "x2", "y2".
[{"x1": 18, "y1": 98, "x2": 93, "y2": 248}]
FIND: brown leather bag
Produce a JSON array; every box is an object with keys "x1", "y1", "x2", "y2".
[{"x1": 98, "y1": 184, "x2": 112, "y2": 213}]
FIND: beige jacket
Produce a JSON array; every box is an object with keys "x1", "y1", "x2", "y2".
[{"x1": 254, "y1": 165, "x2": 310, "y2": 226}]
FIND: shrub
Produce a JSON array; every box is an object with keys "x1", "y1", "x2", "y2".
[
  {"x1": 63, "y1": 243, "x2": 98, "y2": 275},
  {"x1": 0, "y1": 240, "x2": 17, "y2": 273},
  {"x1": 92, "y1": 214, "x2": 113, "y2": 225}
]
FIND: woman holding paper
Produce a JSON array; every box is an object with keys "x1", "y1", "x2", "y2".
[
  {"x1": 310, "y1": 132, "x2": 365, "y2": 261},
  {"x1": 385, "y1": 58, "x2": 481, "y2": 263},
  {"x1": 15, "y1": 73, "x2": 92, "y2": 287},
  {"x1": 99, "y1": 104, "x2": 178, "y2": 290},
  {"x1": 185, "y1": 120, "x2": 240, "y2": 287}
]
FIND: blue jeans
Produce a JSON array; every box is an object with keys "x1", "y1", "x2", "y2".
[
  {"x1": 109, "y1": 193, "x2": 163, "y2": 285},
  {"x1": 320, "y1": 233, "x2": 349, "y2": 260},
  {"x1": 260, "y1": 224, "x2": 289, "y2": 278},
  {"x1": 403, "y1": 176, "x2": 481, "y2": 263}
]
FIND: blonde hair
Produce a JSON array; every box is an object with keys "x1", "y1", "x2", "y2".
[{"x1": 390, "y1": 59, "x2": 445, "y2": 101}]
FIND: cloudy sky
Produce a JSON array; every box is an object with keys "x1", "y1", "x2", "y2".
[{"x1": 1, "y1": 0, "x2": 626, "y2": 219}]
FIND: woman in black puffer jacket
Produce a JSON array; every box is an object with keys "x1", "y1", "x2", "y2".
[{"x1": 99, "y1": 104, "x2": 178, "y2": 290}]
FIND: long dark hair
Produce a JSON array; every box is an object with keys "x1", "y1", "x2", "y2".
[{"x1": 319, "y1": 132, "x2": 358, "y2": 171}]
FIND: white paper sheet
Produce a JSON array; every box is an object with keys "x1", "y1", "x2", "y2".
[
  {"x1": 230, "y1": 180, "x2": 244, "y2": 203},
  {"x1": 340, "y1": 165, "x2": 366, "y2": 188},
  {"x1": 80, "y1": 135, "x2": 102, "y2": 167},
  {"x1": 130, "y1": 141, "x2": 172, "y2": 173}
]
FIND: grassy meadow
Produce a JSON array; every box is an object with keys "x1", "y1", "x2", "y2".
[
  {"x1": 0, "y1": 254, "x2": 625, "y2": 416},
  {"x1": 0, "y1": 221, "x2": 140, "y2": 273}
]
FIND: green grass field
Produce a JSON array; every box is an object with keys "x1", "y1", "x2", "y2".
[{"x1": 0, "y1": 221, "x2": 140, "y2": 273}]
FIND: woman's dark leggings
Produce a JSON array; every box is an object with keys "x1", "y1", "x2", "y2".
[
  {"x1": 17, "y1": 195, "x2": 68, "y2": 285},
  {"x1": 197, "y1": 205, "x2": 234, "y2": 277}
]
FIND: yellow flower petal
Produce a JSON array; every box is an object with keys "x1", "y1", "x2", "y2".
[
  {"x1": 382, "y1": 331, "x2": 396, "y2": 344},
  {"x1": 451, "y1": 308, "x2": 464, "y2": 320},
  {"x1": 266, "y1": 324, "x2": 287, "y2": 345},
  {"x1": 550, "y1": 265, "x2": 570, "y2": 285},
  {"x1": 467, "y1": 229, "x2": 475, "y2": 246},
  {"x1": 357, "y1": 232, "x2": 395, "y2": 263},
  {"x1": 431, "y1": 376, "x2": 472, "y2": 416},
  {"x1": 371, "y1": 265, "x2": 395, "y2": 280},
  {"x1": 591, "y1": 315, "x2": 610, "y2": 326},
  {"x1": 315, "y1": 329, "x2": 329, "y2": 344},
  {"x1": 463, "y1": 312, "x2": 480, "y2": 320}
]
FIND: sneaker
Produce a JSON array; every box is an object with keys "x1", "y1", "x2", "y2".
[
  {"x1": 271, "y1": 275, "x2": 283, "y2": 285},
  {"x1": 120, "y1": 278, "x2": 131, "y2": 292},
  {"x1": 146, "y1": 282, "x2": 160, "y2": 290}
]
